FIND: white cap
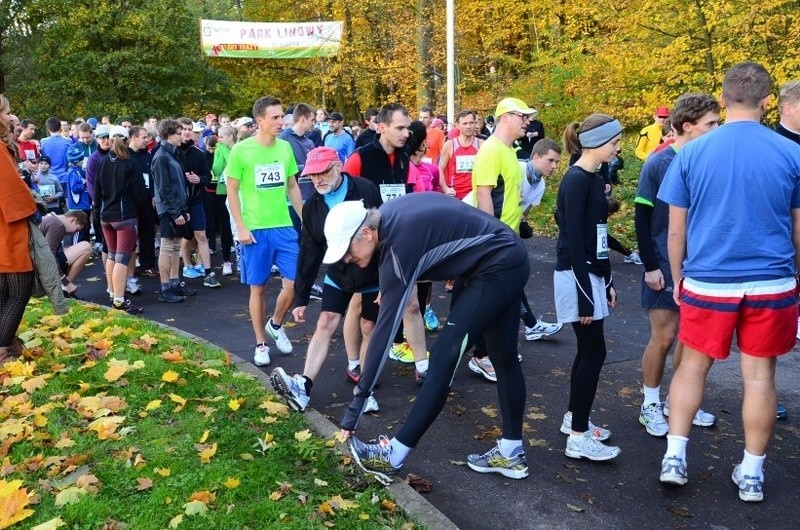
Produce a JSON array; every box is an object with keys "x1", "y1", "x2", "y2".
[
  {"x1": 322, "y1": 201, "x2": 368, "y2": 264},
  {"x1": 109, "y1": 125, "x2": 129, "y2": 139},
  {"x1": 192, "y1": 121, "x2": 204, "y2": 133}
]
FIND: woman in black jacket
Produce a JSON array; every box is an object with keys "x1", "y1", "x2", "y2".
[{"x1": 94, "y1": 125, "x2": 148, "y2": 314}]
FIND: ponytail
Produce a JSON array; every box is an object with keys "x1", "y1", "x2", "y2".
[{"x1": 563, "y1": 122, "x2": 582, "y2": 156}]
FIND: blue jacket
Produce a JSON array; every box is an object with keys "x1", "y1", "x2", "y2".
[{"x1": 66, "y1": 165, "x2": 92, "y2": 210}]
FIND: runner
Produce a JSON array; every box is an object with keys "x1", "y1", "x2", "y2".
[{"x1": 439, "y1": 110, "x2": 482, "y2": 199}]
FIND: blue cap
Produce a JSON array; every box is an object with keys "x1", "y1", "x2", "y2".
[
  {"x1": 87, "y1": 117, "x2": 98, "y2": 128},
  {"x1": 66, "y1": 144, "x2": 85, "y2": 163}
]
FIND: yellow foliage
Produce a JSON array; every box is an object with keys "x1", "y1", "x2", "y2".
[{"x1": 0, "y1": 479, "x2": 35, "y2": 529}]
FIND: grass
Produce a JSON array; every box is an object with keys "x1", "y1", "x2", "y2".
[{"x1": 0, "y1": 300, "x2": 418, "y2": 529}]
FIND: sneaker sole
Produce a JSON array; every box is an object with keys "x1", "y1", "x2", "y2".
[
  {"x1": 731, "y1": 472, "x2": 763, "y2": 502},
  {"x1": 388, "y1": 352, "x2": 415, "y2": 364},
  {"x1": 660, "y1": 472, "x2": 688, "y2": 486},
  {"x1": 468, "y1": 363, "x2": 497, "y2": 382},
  {"x1": 639, "y1": 416, "x2": 668, "y2": 437},
  {"x1": 268, "y1": 371, "x2": 305, "y2": 411},
  {"x1": 348, "y1": 440, "x2": 394, "y2": 486},
  {"x1": 466, "y1": 462, "x2": 529, "y2": 479},
  {"x1": 559, "y1": 424, "x2": 611, "y2": 442},
  {"x1": 565, "y1": 447, "x2": 620, "y2": 461}
]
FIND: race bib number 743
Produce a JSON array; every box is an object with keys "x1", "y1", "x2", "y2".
[{"x1": 254, "y1": 162, "x2": 286, "y2": 190}]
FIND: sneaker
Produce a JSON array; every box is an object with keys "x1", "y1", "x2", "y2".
[
  {"x1": 203, "y1": 272, "x2": 221, "y2": 288},
  {"x1": 271, "y1": 264, "x2": 280, "y2": 277},
  {"x1": 660, "y1": 455, "x2": 688, "y2": 486},
  {"x1": 112, "y1": 299, "x2": 143, "y2": 315},
  {"x1": 222, "y1": 262, "x2": 233, "y2": 276},
  {"x1": 663, "y1": 397, "x2": 716, "y2": 427},
  {"x1": 559, "y1": 413, "x2": 611, "y2": 441},
  {"x1": 140, "y1": 268, "x2": 159, "y2": 277},
  {"x1": 639, "y1": 402, "x2": 669, "y2": 437},
  {"x1": 172, "y1": 282, "x2": 197, "y2": 297},
  {"x1": 265, "y1": 319, "x2": 293, "y2": 354},
  {"x1": 364, "y1": 395, "x2": 380, "y2": 413},
  {"x1": 193, "y1": 263, "x2": 205, "y2": 274},
  {"x1": 524, "y1": 319, "x2": 563, "y2": 341},
  {"x1": 125, "y1": 278, "x2": 142, "y2": 295},
  {"x1": 269, "y1": 367, "x2": 309, "y2": 411},
  {"x1": 466, "y1": 442, "x2": 529, "y2": 479},
  {"x1": 182, "y1": 266, "x2": 203, "y2": 279},
  {"x1": 415, "y1": 369, "x2": 427, "y2": 386},
  {"x1": 424, "y1": 306, "x2": 439, "y2": 331},
  {"x1": 348, "y1": 435, "x2": 399, "y2": 486},
  {"x1": 346, "y1": 365, "x2": 361, "y2": 384},
  {"x1": 468, "y1": 356, "x2": 497, "y2": 382},
  {"x1": 388, "y1": 342, "x2": 415, "y2": 364},
  {"x1": 624, "y1": 251, "x2": 643, "y2": 265},
  {"x1": 565, "y1": 432, "x2": 620, "y2": 461},
  {"x1": 777, "y1": 403, "x2": 788, "y2": 421},
  {"x1": 310, "y1": 284, "x2": 323, "y2": 300},
  {"x1": 158, "y1": 288, "x2": 184, "y2": 303},
  {"x1": 732, "y1": 464, "x2": 764, "y2": 502},
  {"x1": 253, "y1": 343, "x2": 271, "y2": 367}
]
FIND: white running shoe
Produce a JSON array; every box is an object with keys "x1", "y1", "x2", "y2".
[
  {"x1": 565, "y1": 432, "x2": 620, "y2": 461},
  {"x1": 222, "y1": 262, "x2": 233, "y2": 276},
  {"x1": 639, "y1": 402, "x2": 669, "y2": 437},
  {"x1": 663, "y1": 396, "x2": 716, "y2": 427},
  {"x1": 269, "y1": 367, "x2": 309, "y2": 412},
  {"x1": 732, "y1": 464, "x2": 764, "y2": 502},
  {"x1": 265, "y1": 319, "x2": 293, "y2": 354},
  {"x1": 253, "y1": 344, "x2": 271, "y2": 366},
  {"x1": 468, "y1": 356, "x2": 497, "y2": 382},
  {"x1": 364, "y1": 395, "x2": 380, "y2": 413},
  {"x1": 559, "y1": 412, "x2": 611, "y2": 441},
  {"x1": 624, "y1": 251, "x2": 643, "y2": 265},
  {"x1": 660, "y1": 455, "x2": 688, "y2": 486},
  {"x1": 126, "y1": 277, "x2": 141, "y2": 295},
  {"x1": 524, "y1": 319, "x2": 563, "y2": 341}
]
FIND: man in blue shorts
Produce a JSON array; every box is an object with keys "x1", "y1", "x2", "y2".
[{"x1": 226, "y1": 96, "x2": 303, "y2": 367}]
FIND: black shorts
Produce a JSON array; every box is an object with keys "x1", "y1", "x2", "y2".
[
  {"x1": 320, "y1": 283, "x2": 380, "y2": 322},
  {"x1": 186, "y1": 202, "x2": 206, "y2": 232},
  {"x1": 159, "y1": 214, "x2": 193, "y2": 240},
  {"x1": 640, "y1": 267, "x2": 678, "y2": 311}
]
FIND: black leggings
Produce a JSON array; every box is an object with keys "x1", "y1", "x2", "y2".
[
  {"x1": 392, "y1": 281, "x2": 431, "y2": 344},
  {"x1": 471, "y1": 291, "x2": 536, "y2": 356},
  {"x1": 0, "y1": 272, "x2": 34, "y2": 347},
  {"x1": 395, "y1": 258, "x2": 530, "y2": 447},
  {"x1": 568, "y1": 319, "x2": 607, "y2": 432}
]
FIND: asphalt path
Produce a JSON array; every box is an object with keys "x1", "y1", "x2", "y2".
[{"x1": 72, "y1": 235, "x2": 800, "y2": 530}]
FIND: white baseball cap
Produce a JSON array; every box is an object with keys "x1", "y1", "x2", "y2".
[{"x1": 322, "y1": 201, "x2": 369, "y2": 264}]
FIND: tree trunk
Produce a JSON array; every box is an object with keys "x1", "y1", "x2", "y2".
[{"x1": 416, "y1": 0, "x2": 435, "y2": 110}]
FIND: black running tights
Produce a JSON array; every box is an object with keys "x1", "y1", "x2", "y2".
[
  {"x1": 0, "y1": 272, "x2": 34, "y2": 348},
  {"x1": 568, "y1": 319, "x2": 607, "y2": 433}
]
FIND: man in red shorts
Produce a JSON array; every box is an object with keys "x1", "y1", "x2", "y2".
[{"x1": 656, "y1": 62, "x2": 800, "y2": 502}]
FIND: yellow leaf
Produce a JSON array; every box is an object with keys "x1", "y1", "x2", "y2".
[
  {"x1": 161, "y1": 370, "x2": 180, "y2": 383},
  {"x1": 75, "y1": 474, "x2": 100, "y2": 493},
  {"x1": 202, "y1": 368, "x2": 221, "y2": 378},
  {"x1": 319, "y1": 501, "x2": 334, "y2": 514},
  {"x1": 87, "y1": 416, "x2": 125, "y2": 440},
  {"x1": 259, "y1": 400, "x2": 290, "y2": 417},
  {"x1": 223, "y1": 477, "x2": 240, "y2": 489},
  {"x1": 155, "y1": 467, "x2": 171, "y2": 477},
  {"x1": 328, "y1": 495, "x2": 358, "y2": 510},
  {"x1": 239, "y1": 453, "x2": 254, "y2": 461},
  {"x1": 34, "y1": 414, "x2": 48, "y2": 427},
  {"x1": 269, "y1": 491, "x2": 283, "y2": 501},
  {"x1": 162, "y1": 350, "x2": 183, "y2": 363},
  {"x1": 263, "y1": 432, "x2": 274, "y2": 443},
  {"x1": 21, "y1": 375, "x2": 48, "y2": 393},
  {"x1": 54, "y1": 436, "x2": 75, "y2": 449},
  {"x1": 31, "y1": 518, "x2": 67, "y2": 530},
  {"x1": 54, "y1": 486, "x2": 87, "y2": 506},
  {"x1": 359, "y1": 513, "x2": 370, "y2": 520},
  {"x1": 227, "y1": 399, "x2": 240, "y2": 411},
  {"x1": 104, "y1": 365, "x2": 128, "y2": 382},
  {"x1": 169, "y1": 394, "x2": 187, "y2": 412},
  {"x1": 145, "y1": 400, "x2": 162, "y2": 411},
  {"x1": 294, "y1": 429, "x2": 312, "y2": 442},
  {"x1": 381, "y1": 499, "x2": 397, "y2": 511},
  {"x1": 184, "y1": 500, "x2": 208, "y2": 516},
  {"x1": 198, "y1": 443, "x2": 217, "y2": 464},
  {"x1": 0, "y1": 479, "x2": 35, "y2": 527},
  {"x1": 198, "y1": 431, "x2": 210, "y2": 443},
  {"x1": 168, "y1": 514, "x2": 184, "y2": 528}
]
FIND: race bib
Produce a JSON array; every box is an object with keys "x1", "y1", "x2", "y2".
[
  {"x1": 254, "y1": 162, "x2": 285, "y2": 190},
  {"x1": 39, "y1": 184, "x2": 56, "y2": 196},
  {"x1": 24, "y1": 149, "x2": 36, "y2": 161},
  {"x1": 142, "y1": 172, "x2": 150, "y2": 189},
  {"x1": 379, "y1": 183, "x2": 406, "y2": 202},
  {"x1": 455, "y1": 154, "x2": 476, "y2": 173},
  {"x1": 596, "y1": 223, "x2": 609, "y2": 260},
  {"x1": 218, "y1": 169, "x2": 227, "y2": 186}
]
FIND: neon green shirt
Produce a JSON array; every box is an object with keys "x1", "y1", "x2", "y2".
[
  {"x1": 226, "y1": 137, "x2": 298, "y2": 230},
  {"x1": 472, "y1": 135, "x2": 522, "y2": 231}
]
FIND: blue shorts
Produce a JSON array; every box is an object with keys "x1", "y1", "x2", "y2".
[
  {"x1": 187, "y1": 202, "x2": 206, "y2": 232},
  {"x1": 239, "y1": 227, "x2": 298, "y2": 285},
  {"x1": 641, "y1": 266, "x2": 678, "y2": 311}
]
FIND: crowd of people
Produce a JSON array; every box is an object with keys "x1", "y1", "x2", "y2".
[{"x1": 1, "y1": 60, "x2": 799, "y2": 504}]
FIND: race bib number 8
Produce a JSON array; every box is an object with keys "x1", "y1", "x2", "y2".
[
  {"x1": 379, "y1": 183, "x2": 406, "y2": 202},
  {"x1": 254, "y1": 162, "x2": 285, "y2": 190},
  {"x1": 596, "y1": 223, "x2": 609, "y2": 260}
]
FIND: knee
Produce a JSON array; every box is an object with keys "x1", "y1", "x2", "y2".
[
  {"x1": 316, "y1": 312, "x2": 341, "y2": 334},
  {"x1": 360, "y1": 319, "x2": 375, "y2": 336},
  {"x1": 195, "y1": 232, "x2": 207, "y2": 243},
  {"x1": 76, "y1": 241, "x2": 92, "y2": 258},
  {"x1": 404, "y1": 298, "x2": 421, "y2": 315}
]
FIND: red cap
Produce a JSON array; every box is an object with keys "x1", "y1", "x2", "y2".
[
  {"x1": 655, "y1": 106, "x2": 670, "y2": 118},
  {"x1": 301, "y1": 147, "x2": 340, "y2": 176}
]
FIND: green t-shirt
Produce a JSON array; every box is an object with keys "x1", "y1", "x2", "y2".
[
  {"x1": 226, "y1": 137, "x2": 298, "y2": 230},
  {"x1": 212, "y1": 142, "x2": 230, "y2": 196},
  {"x1": 472, "y1": 135, "x2": 522, "y2": 231}
]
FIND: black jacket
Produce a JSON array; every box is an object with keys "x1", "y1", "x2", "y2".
[
  {"x1": 93, "y1": 149, "x2": 148, "y2": 222},
  {"x1": 355, "y1": 128, "x2": 376, "y2": 148},
  {"x1": 356, "y1": 135, "x2": 412, "y2": 193},
  {"x1": 294, "y1": 174, "x2": 383, "y2": 307},
  {"x1": 130, "y1": 148, "x2": 154, "y2": 199},
  {"x1": 176, "y1": 141, "x2": 211, "y2": 204},
  {"x1": 152, "y1": 141, "x2": 189, "y2": 219}
]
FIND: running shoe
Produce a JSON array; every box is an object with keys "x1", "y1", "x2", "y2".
[
  {"x1": 112, "y1": 299, "x2": 143, "y2": 315},
  {"x1": 346, "y1": 365, "x2": 361, "y2": 384},
  {"x1": 125, "y1": 277, "x2": 142, "y2": 295},
  {"x1": 348, "y1": 435, "x2": 399, "y2": 486},
  {"x1": 424, "y1": 306, "x2": 439, "y2": 331},
  {"x1": 265, "y1": 319, "x2": 293, "y2": 354},
  {"x1": 158, "y1": 288, "x2": 184, "y2": 303},
  {"x1": 222, "y1": 262, "x2": 233, "y2": 276},
  {"x1": 624, "y1": 251, "x2": 643, "y2": 265},
  {"x1": 364, "y1": 395, "x2": 380, "y2": 413},
  {"x1": 140, "y1": 268, "x2": 159, "y2": 277},
  {"x1": 663, "y1": 397, "x2": 716, "y2": 427},
  {"x1": 271, "y1": 264, "x2": 280, "y2": 277},
  {"x1": 310, "y1": 284, "x2": 323, "y2": 300},
  {"x1": 565, "y1": 432, "x2": 620, "y2": 461},
  {"x1": 559, "y1": 413, "x2": 611, "y2": 441},
  {"x1": 639, "y1": 402, "x2": 669, "y2": 437},
  {"x1": 203, "y1": 272, "x2": 221, "y2": 288},
  {"x1": 415, "y1": 369, "x2": 427, "y2": 386},
  {"x1": 777, "y1": 403, "x2": 788, "y2": 421},
  {"x1": 524, "y1": 319, "x2": 563, "y2": 341},
  {"x1": 193, "y1": 263, "x2": 205, "y2": 274},
  {"x1": 660, "y1": 455, "x2": 688, "y2": 486},
  {"x1": 182, "y1": 266, "x2": 203, "y2": 279},
  {"x1": 253, "y1": 343, "x2": 271, "y2": 367},
  {"x1": 466, "y1": 442, "x2": 528, "y2": 479},
  {"x1": 172, "y1": 282, "x2": 197, "y2": 297},
  {"x1": 388, "y1": 342, "x2": 415, "y2": 364},
  {"x1": 468, "y1": 356, "x2": 496, "y2": 382},
  {"x1": 731, "y1": 464, "x2": 764, "y2": 502},
  {"x1": 269, "y1": 367, "x2": 309, "y2": 411}
]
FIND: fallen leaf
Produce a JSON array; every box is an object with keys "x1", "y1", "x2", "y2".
[
  {"x1": 162, "y1": 351, "x2": 183, "y2": 363},
  {"x1": 667, "y1": 506, "x2": 693, "y2": 518},
  {"x1": 21, "y1": 375, "x2": 49, "y2": 393},
  {"x1": 448, "y1": 460, "x2": 466, "y2": 466},
  {"x1": 328, "y1": 495, "x2": 358, "y2": 510},
  {"x1": 381, "y1": 499, "x2": 396, "y2": 511},
  {"x1": 527, "y1": 438, "x2": 550, "y2": 448},
  {"x1": 76, "y1": 474, "x2": 101, "y2": 493},
  {"x1": 0, "y1": 479, "x2": 36, "y2": 527},
  {"x1": 239, "y1": 453, "x2": 254, "y2": 461},
  {"x1": 480, "y1": 406, "x2": 498, "y2": 418},
  {"x1": 168, "y1": 514, "x2": 183, "y2": 528},
  {"x1": 198, "y1": 430, "x2": 210, "y2": 443},
  {"x1": 313, "y1": 478, "x2": 328, "y2": 487},
  {"x1": 54, "y1": 486, "x2": 87, "y2": 506},
  {"x1": 30, "y1": 518, "x2": 67, "y2": 530},
  {"x1": 169, "y1": 394, "x2": 187, "y2": 412},
  {"x1": 223, "y1": 477, "x2": 240, "y2": 489},
  {"x1": 136, "y1": 477, "x2": 153, "y2": 491},
  {"x1": 202, "y1": 368, "x2": 221, "y2": 378},
  {"x1": 198, "y1": 443, "x2": 217, "y2": 464},
  {"x1": 104, "y1": 365, "x2": 128, "y2": 382},
  {"x1": 228, "y1": 399, "x2": 240, "y2": 411},
  {"x1": 155, "y1": 468, "x2": 171, "y2": 477},
  {"x1": 161, "y1": 371, "x2": 180, "y2": 383},
  {"x1": 269, "y1": 491, "x2": 283, "y2": 501},
  {"x1": 145, "y1": 400, "x2": 162, "y2": 412},
  {"x1": 567, "y1": 503, "x2": 584, "y2": 513},
  {"x1": 259, "y1": 400, "x2": 290, "y2": 417},
  {"x1": 189, "y1": 490, "x2": 216, "y2": 505},
  {"x1": 406, "y1": 474, "x2": 432, "y2": 493},
  {"x1": 183, "y1": 500, "x2": 208, "y2": 516},
  {"x1": 294, "y1": 429, "x2": 312, "y2": 442}
]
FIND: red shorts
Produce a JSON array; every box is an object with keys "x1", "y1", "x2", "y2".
[{"x1": 679, "y1": 277, "x2": 798, "y2": 359}]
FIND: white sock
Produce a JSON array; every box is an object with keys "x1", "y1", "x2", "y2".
[
  {"x1": 665, "y1": 434, "x2": 689, "y2": 460},
  {"x1": 569, "y1": 432, "x2": 586, "y2": 441},
  {"x1": 415, "y1": 359, "x2": 429, "y2": 373},
  {"x1": 347, "y1": 359, "x2": 360, "y2": 371},
  {"x1": 113, "y1": 296, "x2": 125, "y2": 305},
  {"x1": 643, "y1": 385, "x2": 661, "y2": 407},
  {"x1": 498, "y1": 438, "x2": 523, "y2": 457},
  {"x1": 740, "y1": 449, "x2": 766, "y2": 478},
  {"x1": 388, "y1": 438, "x2": 411, "y2": 468}
]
